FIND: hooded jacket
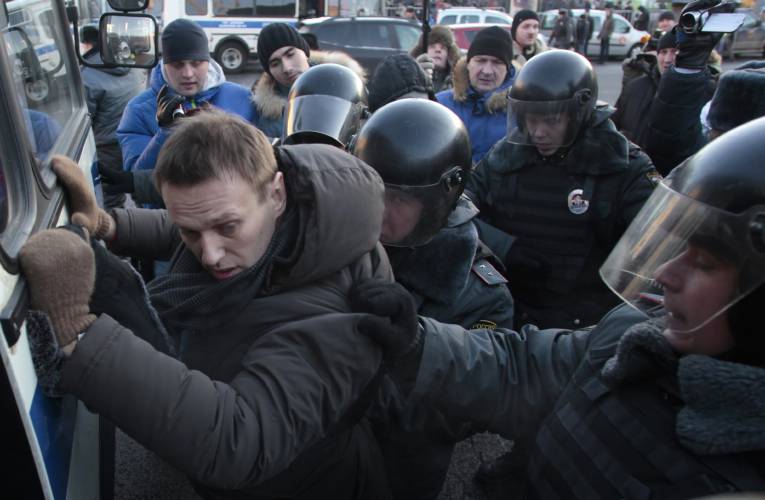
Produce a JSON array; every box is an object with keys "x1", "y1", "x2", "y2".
[
  {"x1": 409, "y1": 25, "x2": 462, "y2": 93},
  {"x1": 436, "y1": 57, "x2": 516, "y2": 164},
  {"x1": 81, "y1": 48, "x2": 145, "y2": 146},
  {"x1": 250, "y1": 51, "x2": 366, "y2": 139},
  {"x1": 58, "y1": 144, "x2": 394, "y2": 499},
  {"x1": 117, "y1": 60, "x2": 256, "y2": 173},
  {"x1": 409, "y1": 305, "x2": 765, "y2": 498}
]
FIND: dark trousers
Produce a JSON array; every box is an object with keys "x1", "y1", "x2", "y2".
[
  {"x1": 578, "y1": 39, "x2": 590, "y2": 57},
  {"x1": 599, "y1": 38, "x2": 610, "y2": 64}
]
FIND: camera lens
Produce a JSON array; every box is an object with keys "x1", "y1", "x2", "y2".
[{"x1": 680, "y1": 11, "x2": 701, "y2": 33}]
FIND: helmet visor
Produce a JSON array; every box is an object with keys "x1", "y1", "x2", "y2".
[
  {"x1": 506, "y1": 97, "x2": 584, "y2": 153},
  {"x1": 283, "y1": 95, "x2": 363, "y2": 148},
  {"x1": 600, "y1": 182, "x2": 765, "y2": 333},
  {"x1": 382, "y1": 179, "x2": 460, "y2": 248}
]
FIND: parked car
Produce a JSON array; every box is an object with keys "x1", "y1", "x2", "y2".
[
  {"x1": 719, "y1": 8, "x2": 765, "y2": 59},
  {"x1": 299, "y1": 16, "x2": 422, "y2": 74},
  {"x1": 436, "y1": 7, "x2": 512, "y2": 25},
  {"x1": 539, "y1": 9, "x2": 648, "y2": 59}
]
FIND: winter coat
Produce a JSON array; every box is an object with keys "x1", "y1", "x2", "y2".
[
  {"x1": 599, "y1": 14, "x2": 615, "y2": 40},
  {"x1": 59, "y1": 144, "x2": 395, "y2": 499},
  {"x1": 634, "y1": 8, "x2": 650, "y2": 31},
  {"x1": 409, "y1": 305, "x2": 765, "y2": 498},
  {"x1": 549, "y1": 15, "x2": 575, "y2": 48},
  {"x1": 117, "y1": 60, "x2": 256, "y2": 174},
  {"x1": 250, "y1": 51, "x2": 366, "y2": 139},
  {"x1": 512, "y1": 38, "x2": 548, "y2": 67},
  {"x1": 410, "y1": 25, "x2": 462, "y2": 93},
  {"x1": 81, "y1": 48, "x2": 145, "y2": 146},
  {"x1": 436, "y1": 57, "x2": 516, "y2": 165},
  {"x1": 466, "y1": 107, "x2": 659, "y2": 329},
  {"x1": 612, "y1": 66, "x2": 661, "y2": 148},
  {"x1": 575, "y1": 15, "x2": 593, "y2": 44}
]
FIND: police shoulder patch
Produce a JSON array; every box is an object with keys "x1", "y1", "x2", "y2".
[
  {"x1": 471, "y1": 258, "x2": 508, "y2": 286},
  {"x1": 471, "y1": 319, "x2": 498, "y2": 330}
]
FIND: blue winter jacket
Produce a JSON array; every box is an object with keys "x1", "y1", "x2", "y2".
[
  {"x1": 117, "y1": 60, "x2": 256, "y2": 173},
  {"x1": 436, "y1": 57, "x2": 515, "y2": 164}
]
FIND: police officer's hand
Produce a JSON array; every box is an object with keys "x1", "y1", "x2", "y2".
[
  {"x1": 51, "y1": 155, "x2": 115, "y2": 240},
  {"x1": 349, "y1": 279, "x2": 421, "y2": 362},
  {"x1": 415, "y1": 53, "x2": 435, "y2": 80},
  {"x1": 20, "y1": 227, "x2": 96, "y2": 355},
  {"x1": 98, "y1": 163, "x2": 134, "y2": 195},
  {"x1": 156, "y1": 84, "x2": 186, "y2": 128}
]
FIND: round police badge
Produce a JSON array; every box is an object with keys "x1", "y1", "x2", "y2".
[{"x1": 567, "y1": 188, "x2": 589, "y2": 215}]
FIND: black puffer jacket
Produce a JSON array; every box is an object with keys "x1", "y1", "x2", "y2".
[{"x1": 612, "y1": 67, "x2": 661, "y2": 149}]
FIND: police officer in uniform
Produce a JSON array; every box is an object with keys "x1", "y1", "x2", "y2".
[
  {"x1": 281, "y1": 63, "x2": 368, "y2": 148},
  {"x1": 468, "y1": 49, "x2": 659, "y2": 331},
  {"x1": 354, "y1": 99, "x2": 515, "y2": 499},
  {"x1": 352, "y1": 115, "x2": 765, "y2": 500}
]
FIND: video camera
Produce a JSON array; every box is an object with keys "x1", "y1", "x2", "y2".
[{"x1": 679, "y1": 0, "x2": 745, "y2": 34}]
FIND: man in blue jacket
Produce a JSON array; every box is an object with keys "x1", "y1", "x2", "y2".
[
  {"x1": 116, "y1": 19, "x2": 256, "y2": 198},
  {"x1": 436, "y1": 26, "x2": 516, "y2": 164}
]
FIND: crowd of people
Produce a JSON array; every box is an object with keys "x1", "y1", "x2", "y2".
[{"x1": 19, "y1": 5, "x2": 765, "y2": 499}]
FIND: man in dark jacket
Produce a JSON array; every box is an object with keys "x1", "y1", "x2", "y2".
[
  {"x1": 20, "y1": 110, "x2": 394, "y2": 499},
  {"x1": 353, "y1": 115, "x2": 765, "y2": 500},
  {"x1": 80, "y1": 25, "x2": 144, "y2": 208},
  {"x1": 467, "y1": 50, "x2": 658, "y2": 331},
  {"x1": 612, "y1": 31, "x2": 677, "y2": 148},
  {"x1": 599, "y1": 4, "x2": 616, "y2": 63},
  {"x1": 549, "y1": 9, "x2": 574, "y2": 49},
  {"x1": 575, "y1": 13, "x2": 594, "y2": 56}
]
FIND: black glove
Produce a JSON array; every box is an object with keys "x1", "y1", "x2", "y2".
[
  {"x1": 349, "y1": 280, "x2": 421, "y2": 362},
  {"x1": 674, "y1": 0, "x2": 733, "y2": 70},
  {"x1": 98, "y1": 163, "x2": 134, "y2": 195},
  {"x1": 505, "y1": 244, "x2": 549, "y2": 283},
  {"x1": 156, "y1": 84, "x2": 186, "y2": 128}
]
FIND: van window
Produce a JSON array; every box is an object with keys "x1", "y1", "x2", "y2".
[
  {"x1": 185, "y1": 0, "x2": 207, "y2": 16},
  {"x1": 439, "y1": 14, "x2": 456, "y2": 24},
  {"x1": 486, "y1": 15, "x2": 509, "y2": 24},
  {"x1": 461, "y1": 14, "x2": 479, "y2": 23},
  {"x1": 614, "y1": 18, "x2": 630, "y2": 33},
  {"x1": 214, "y1": 0, "x2": 254, "y2": 16},
  {"x1": 255, "y1": 0, "x2": 295, "y2": 17}
]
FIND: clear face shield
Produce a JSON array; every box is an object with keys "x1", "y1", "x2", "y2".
[
  {"x1": 506, "y1": 93, "x2": 589, "y2": 154},
  {"x1": 282, "y1": 95, "x2": 365, "y2": 148},
  {"x1": 381, "y1": 167, "x2": 465, "y2": 248},
  {"x1": 600, "y1": 182, "x2": 765, "y2": 334}
]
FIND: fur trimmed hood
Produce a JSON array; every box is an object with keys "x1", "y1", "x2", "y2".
[
  {"x1": 512, "y1": 38, "x2": 547, "y2": 67},
  {"x1": 251, "y1": 50, "x2": 367, "y2": 120},
  {"x1": 410, "y1": 25, "x2": 461, "y2": 70},
  {"x1": 450, "y1": 56, "x2": 515, "y2": 113}
]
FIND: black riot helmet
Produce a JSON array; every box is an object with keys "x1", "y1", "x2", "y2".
[
  {"x1": 282, "y1": 63, "x2": 367, "y2": 148},
  {"x1": 353, "y1": 99, "x2": 471, "y2": 247},
  {"x1": 507, "y1": 49, "x2": 598, "y2": 153},
  {"x1": 601, "y1": 116, "x2": 765, "y2": 348}
]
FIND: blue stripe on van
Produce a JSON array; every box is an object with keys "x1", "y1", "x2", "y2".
[
  {"x1": 29, "y1": 389, "x2": 76, "y2": 499},
  {"x1": 35, "y1": 44, "x2": 57, "y2": 56},
  {"x1": 194, "y1": 19, "x2": 297, "y2": 29}
]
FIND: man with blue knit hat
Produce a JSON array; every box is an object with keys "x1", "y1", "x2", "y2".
[{"x1": 114, "y1": 18, "x2": 256, "y2": 206}]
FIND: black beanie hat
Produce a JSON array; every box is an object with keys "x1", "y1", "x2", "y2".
[
  {"x1": 368, "y1": 54, "x2": 435, "y2": 112},
  {"x1": 657, "y1": 30, "x2": 677, "y2": 51},
  {"x1": 257, "y1": 23, "x2": 310, "y2": 75},
  {"x1": 162, "y1": 19, "x2": 210, "y2": 63},
  {"x1": 80, "y1": 25, "x2": 99, "y2": 45},
  {"x1": 467, "y1": 26, "x2": 513, "y2": 68},
  {"x1": 658, "y1": 10, "x2": 675, "y2": 22},
  {"x1": 707, "y1": 62, "x2": 765, "y2": 133},
  {"x1": 511, "y1": 9, "x2": 539, "y2": 42}
]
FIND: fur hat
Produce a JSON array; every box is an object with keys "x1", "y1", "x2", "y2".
[
  {"x1": 257, "y1": 23, "x2": 310, "y2": 75},
  {"x1": 162, "y1": 19, "x2": 210, "y2": 63},
  {"x1": 368, "y1": 53, "x2": 435, "y2": 112},
  {"x1": 658, "y1": 10, "x2": 675, "y2": 22},
  {"x1": 467, "y1": 26, "x2": 513, "y2": 68},
  {"x1": 410, "y1": 25, "x2": 461, "y2": 69},
  {"x1": 511, "y1": 9, "x2": 539, "y2": 43},
  {"x1": 707, "y1": 62, "x2": 765, "y2": 133}
]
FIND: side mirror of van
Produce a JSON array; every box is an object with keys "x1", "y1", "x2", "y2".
[
  {"x1": 99, "y1": 14, "x2": 158, "y2": 68},
  {"x1": 106, "y1": 0, "x2": 149, "y2": 13}
]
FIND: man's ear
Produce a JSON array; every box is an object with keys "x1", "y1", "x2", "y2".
[{"x1": 271, "y1": 171, "x2": 287, "y2": 216}]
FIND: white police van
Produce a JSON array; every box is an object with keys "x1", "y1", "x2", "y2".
[{"x1": 0, "y1": 0, "x2": 158, "y2": 496}]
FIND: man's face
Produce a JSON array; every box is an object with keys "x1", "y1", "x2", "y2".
[
  {"x1": 467, "y1": 55, "x2": 508, "y2": 94},
  {"x1": 381, "y1": 189, "x2": 423, "y2": 244},
  {"x1": 657, "y1": 47, "x2": 678, "y2": 74},
  {"x1": 658, "y1": 18, "x2": 676, "y2": 32},
  {"x1": 515, "y1": 19, "x2": 539, "y2": 48},
  {"x1": 163, "y1": 172, "x2": 286, "y2": 281},
  {"x1": 427, "y1": 42, "x2": 448, "y2": 69},
  {"x1": 525, "y1": 112, "x2": 570, "y2": 156},
  {"x1": 655, "y1": 243, "x2": 737, "y2": 356},
  {"x1": 268, "y1": 45, "x2": 310, "y2": 87},
  {"x1": 164, "y1": 60, "x2": 209, "y2": 96},
  {"x1": 404, "y1": 9, "x2": 416, "y2": 19}
]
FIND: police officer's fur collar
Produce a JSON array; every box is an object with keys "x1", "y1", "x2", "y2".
[
  {"x1": 450, "y1": 57, "x2": 517, "y2": 112},
  {"x1": 251, "y1": 50, "x2": 366, "y2": 121},
  {"x1": 601, "y1": 317, "x2": 765, "y2": 455}
]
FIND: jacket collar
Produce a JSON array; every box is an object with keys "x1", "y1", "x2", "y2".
[
  {"x1": 150, "y1": 59, "x2": 226, "y2": 101},
  {"x1": 450, "y1": 57, "x2": 515, "y2": 114}
]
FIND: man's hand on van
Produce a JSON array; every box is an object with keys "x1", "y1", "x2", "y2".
[
  {"x1": 20, "y1": 228, "x2": 96, "y2": 355},
  {"x1": 51, "y1": 155, "x2": 116, "y2": 241}
]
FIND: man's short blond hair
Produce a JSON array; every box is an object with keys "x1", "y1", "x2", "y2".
[{"x1": 155, "y1": 110, "x2": 277, "y2": 199}]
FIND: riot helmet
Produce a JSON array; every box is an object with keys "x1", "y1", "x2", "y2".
[
  {"x1": 507, "y1": 50, "x2": 597, "y2": 155},
  {"x1": 282, "y1": 63, "x2": 367, "y2": 148},
  {"x1": 352, "y1": 99, "x2": 471, "y2": 247},
  {"x1": 600, "y1": 116, "x2": 765, "y2": 337}
]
